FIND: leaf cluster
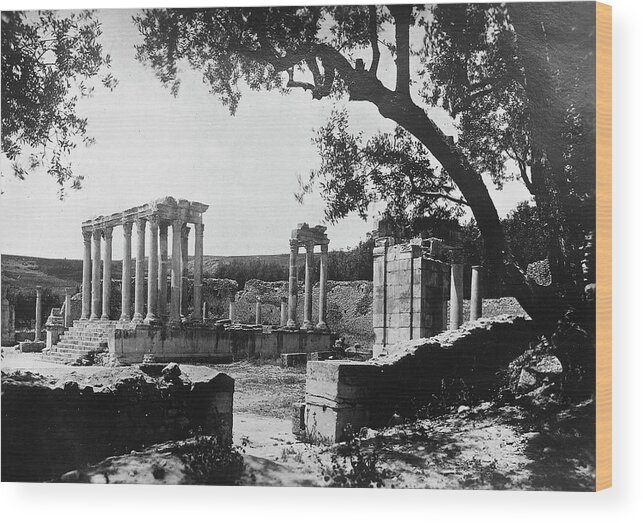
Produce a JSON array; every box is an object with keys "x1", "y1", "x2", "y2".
[
  {"x1": 298, "y1": 108, "x2": 463, "y2": 232},
  {"x1": 1, "y1": 10, "x2": 116, "y2": 195}
]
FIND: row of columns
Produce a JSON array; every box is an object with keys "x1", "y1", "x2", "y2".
[
  {"x1": 80, "y1": 218, "x2": 205, "y2": 324},
  {"x1": 449, "y1": 263, "x2": 483, "y2": 330},
  {"x1": 287, "y1": 239, "x2": 328, "y2": 330}
]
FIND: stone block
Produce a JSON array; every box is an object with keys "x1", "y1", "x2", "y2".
[
  {"x1": 19, "y1": 341, "x2": 45, "y2": 353},
  {"x1": 309, "y1": 351, "x2": 334, "y2": 361},
  {"x1": 281, "y1": 352, "x2": 308, "y2": 367}
]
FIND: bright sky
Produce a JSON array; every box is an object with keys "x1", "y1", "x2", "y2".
[{"x1": 0, "y1": 5, "x2": 531, "y2": 260}]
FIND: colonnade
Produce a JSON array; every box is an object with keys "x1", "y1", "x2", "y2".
[
  {"x1": 79, "y1": 197, "x2": 208, "y2": 325},
  {"x1": 286, "y1": 223, "x2": 330, "y2": 331}
]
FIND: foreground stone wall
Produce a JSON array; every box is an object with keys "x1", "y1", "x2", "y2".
[
  {"x1": 1, "y1": 366, "x2": 233, "y2": 482},
  {"x1": 304, "y1": 316, "x2": 535, "y2": 442}
]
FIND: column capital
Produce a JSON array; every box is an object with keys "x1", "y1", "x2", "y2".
[
  {"x1": 135, "y1": 217, "x2": 147, "y2": 230},
  {"x1": 148, "y1": 214, "x2": 160, "y2": 229},
  {"x1": 320, "y1": 242, "x2": 329, "y2": 254},
  {"x1": 172, "y1": 219, "x2": 184, "y2": 230},
  {"x1": 289, "y1": 238, "x2": 299, "y2": 250},
  {"x1": 35, "y1": 285, "x2": 42, "y2": 295},
  {"x1": 181, "y1": 223, "x2": 191, "y2": 238},
  {"x1": 122, "y1": 221, "x2": 133, "y2": 235},
  {"x1": 102, "y1": 226, "x2": 113, "y2": 241},
  {"x1": 92, "y1": 228, "x2": 102, "y2": 240},
  {"x1": 65, "y1": 287, "x2": 72, "y2": 297},
  {"x1": 159, "y1": 220, "x2": 169, "y2": 233},
  {"x1": 304, "y1": 240, "x2": 315, "y2": 253},
  {"x1": 82, "y1": 229, "x2": 92, "y2": 242}
]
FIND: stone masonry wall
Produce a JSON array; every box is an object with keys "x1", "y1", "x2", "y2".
[
  {"x1": 1, "y1": 366, "x2": 233, "y2": 482},
  {"x1": 304, "y1": 316, "x2": 535, "y2": 442},
  {"x1": 233, "y1": 279, "x2": 374, "y2": 346}
]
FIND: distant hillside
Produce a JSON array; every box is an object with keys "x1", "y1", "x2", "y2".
[{"x1": 0, "y1": 253, "x2": 292, "y2": 296}]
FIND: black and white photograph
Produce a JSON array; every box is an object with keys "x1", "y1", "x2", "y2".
[{"x1": 1, "y1": 1, "x2": 608, "y2": 493}]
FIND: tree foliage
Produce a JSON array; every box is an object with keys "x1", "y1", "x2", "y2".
[
  {"x1": 298, "y1": 108, "x2": 464, "y2": 232},
  {"x1": 134, "y1": 4, "x2": 597, "y2": 324},
  {"x1": 1, "y1": 10, "x2": 116, "y2": 196}
]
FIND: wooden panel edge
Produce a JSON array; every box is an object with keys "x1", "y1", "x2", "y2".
[{"x1": 595, "y1": 0, "x2": 612, "y2": 492}]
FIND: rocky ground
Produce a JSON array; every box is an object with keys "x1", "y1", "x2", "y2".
[{"x1": 2, "y1": 350, "x2": 594, "y2": 489}]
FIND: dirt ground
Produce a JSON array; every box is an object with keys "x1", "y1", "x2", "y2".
[{"x1": 1, "y1": 351, "x2": 594, "y2": 489}]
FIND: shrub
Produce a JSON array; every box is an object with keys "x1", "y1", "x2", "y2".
[
  {"x1": 180, "y1": 433, "x2": 248, "y2": 486},
  {"x1": 321, "y1": 426, "x2": 385, "y2": 488}
]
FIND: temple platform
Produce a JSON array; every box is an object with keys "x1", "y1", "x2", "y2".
[{"x1": 110, "y1": 322, "x2": 331, "y2": 364}]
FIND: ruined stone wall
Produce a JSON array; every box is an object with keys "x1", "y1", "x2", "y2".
[
  {"x1": 1, "y1": 367, "x2": 233, "y2": 482},
  {"x1": 233, "y1": 279, "x2": 373, "y2": 345},
  {"x1": 304, "y1": 316, "x2": 535, "y2": 442}
]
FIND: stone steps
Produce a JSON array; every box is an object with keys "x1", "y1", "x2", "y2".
[{"x1": 39, "y1": 319, "x2": 116, "y2": 365}]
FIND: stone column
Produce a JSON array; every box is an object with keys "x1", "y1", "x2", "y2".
[
  {"x1": 81, "y1": 229, "x2": 92, "y2": 320},
  {"x1": 303, "y1": 241, "x2": 314, "y2": 330},
  {"x1": 228, "y1": 299, "x2": 234, "y2": 322},
  {"x1": 120, "y1": 221, "x2": 133, "y2": 322},
  {"x1": 101, "y1": 226, "x2": 113, "y2": 320},
  {"x1": 470, "y1": 265, "x2": 483, "y2": 321},
  {"x1": 158, "y1": 222, "x2": 169, "y2": 321},
  {"x1": 90, "y1": 229, "x2": 102, "y2": 320},
  {"x1": 255, "y1": 297, "x2": 262, "y2": 325},
  {"x1": 170, "y1": 220, "x2": 182, "y2": 323},
  {"x1": 34, "y1": 286, "x2": 43, "y2": 341},
  {"x1": 449, "y1": 261, "x2": 464, "y2": 330},
  {"x1": 133, "y1": 218, "x2": 146, "y2": 323},
  {"x1": 280, "y1": 297, "x2": 288, "y2": 327},
  {"x1": 193, "y1": 223, "x2": 204, "y2": 321},
  {"x1": 181, "y1": 225, "x2": 190, "y2": 317},
  {"x1": 202, "y1": 302, "x2": 207, "y2": 320},
  {"x1": 317, "y1": 243, "x2": 329, "y2": 330},
  {"x1": 287, "y1": 239, "x2": 299, "y2": 328},
  {"x1": 64, "y1": 287, "x2": 72, "y2": 328},
  {"x1": 145, "y1": 216, "x2": 159, "y2": 323}
]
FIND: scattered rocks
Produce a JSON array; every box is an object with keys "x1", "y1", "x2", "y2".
[{"x1": 162, "y1": 363, "x2": 181, "y2": 381}]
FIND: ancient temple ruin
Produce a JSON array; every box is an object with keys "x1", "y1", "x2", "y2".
[
  {"x1": 286, "y1": 223, "x2": 330, "y2": 331},
  {"x1": 41, "y1": 202, "x2": 332, "y2": 364},
  {"x1": 371, "y1": 219, "x2": 484, "y2": 357},
  {"x1": 79, "y1": 196, "x2": 207, "y2": 323}
]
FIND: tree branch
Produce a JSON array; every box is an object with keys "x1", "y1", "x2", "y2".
[
  {"x1": 368, "y1": 5, "x2": 380, "y2": 76},
  {"x1": 388, "y1": 4, "x2": 411, "y2": 99}
]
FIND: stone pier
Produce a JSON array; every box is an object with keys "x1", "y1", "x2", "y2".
[{"x1": 371, "y1": 220, "x2": 451, "y2": 357}]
